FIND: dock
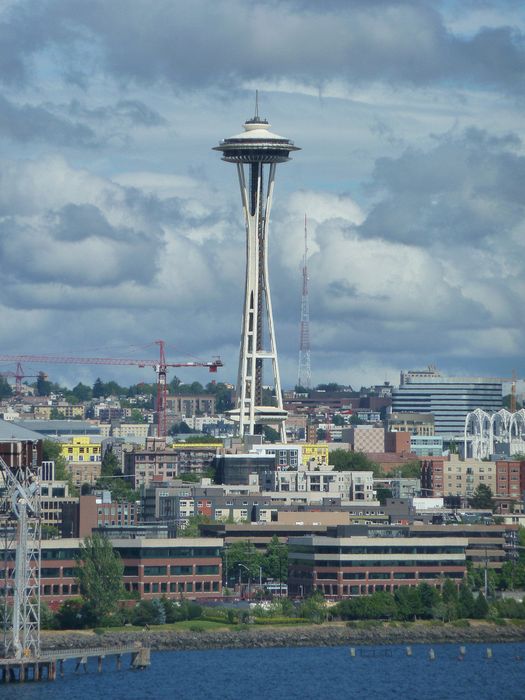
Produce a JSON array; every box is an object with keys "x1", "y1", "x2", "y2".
[{"x1": 0, "y1": 643, "x2": 150, "y2": 683}]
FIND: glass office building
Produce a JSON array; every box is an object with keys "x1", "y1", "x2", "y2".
[{"x1": 392, "y1": 367, "x2": 502, "y2": 439}]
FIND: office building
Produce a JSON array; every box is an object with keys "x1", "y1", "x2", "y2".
[{"x1": 392, "y1": 367, "x2": 502, "y2": 438}]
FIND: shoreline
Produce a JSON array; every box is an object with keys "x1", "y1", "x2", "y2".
[{"x1": 40, "y1": 621, "x2": 525, "y2": 653}]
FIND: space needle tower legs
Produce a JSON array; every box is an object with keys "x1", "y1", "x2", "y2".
[{"x1": 214, "y1": 99, "x2": 300, "y2": 441}]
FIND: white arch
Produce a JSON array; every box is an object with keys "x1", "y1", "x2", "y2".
[
  {"x1": 464, "y1": 409, "x2": 491, "y2": 459},
  {"x1": 490, "y1": 408, "x2": 513, "y2": 453}
]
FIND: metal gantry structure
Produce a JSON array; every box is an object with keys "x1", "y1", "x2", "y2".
[
  {"x1": 0, "y1": 340, "x2": 223, "y2": 437},
  {"x1": 214, "y1": 96, "x2": 300, "y2": 441},
  {"x1": 1, "y1": 448, "x2": 41, "y2": 660},
  {"x1": 297, "y1": 214, "x2": 312, "y2": 390}
]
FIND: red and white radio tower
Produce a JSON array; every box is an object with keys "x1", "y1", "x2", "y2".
[{"x1": 297, "y1": 214, "x2": 312, "y2": 389}]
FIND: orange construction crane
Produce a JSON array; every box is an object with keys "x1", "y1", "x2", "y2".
[{"x1": 0, "y1": 340, "x2": 223, "y2": 437}]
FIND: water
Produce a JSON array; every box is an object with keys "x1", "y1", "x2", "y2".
[{"x1": 3, "y1": 643, "x2": 525, "y2": 700}]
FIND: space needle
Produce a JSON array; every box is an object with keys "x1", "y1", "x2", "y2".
[{"x1": 214, "y1": 97, "x2": 300, "y2": 442}]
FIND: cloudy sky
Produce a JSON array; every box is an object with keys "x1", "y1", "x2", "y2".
[{"x1": 0, "y1": 0, "x2": 524, "y2": 392}]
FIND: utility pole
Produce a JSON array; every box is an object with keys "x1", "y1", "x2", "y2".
[{"x1": 484, "y1": 548, "x2": 489, "y2": 600}]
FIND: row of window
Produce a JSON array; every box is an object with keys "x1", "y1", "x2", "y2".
[
  {"x1": 291, "y1": 559, "x2": 463, "y2": 568},
  {"x1": 141, "y1": 580, "x2": 220, "y2": 594},
  {"x1": 316, "y1": 570, "x2": 461, "y2": 581},
  {"x1": 292, "y1": 545, "x2": 465, "y2": 555}
]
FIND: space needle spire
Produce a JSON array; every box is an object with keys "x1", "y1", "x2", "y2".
[{"x1": 214, "y1": 98, "x2": 300, "y2": 442}]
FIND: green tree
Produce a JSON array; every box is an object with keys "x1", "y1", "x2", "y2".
[
  {"x1": 169, "y1": 421, "x2": 193, "y2": 435},
  {"x1": 472, "y1": 592, "x2": 489, "y2": 619},
  {"x1": 224, "y1": 541, "x2": 263, "y2": 583},
  {"x1": 36, "y1": 371, "x2": 52, "y2": 396},
  {"x1": 417, "y1": 582, "x2": 440, "y2": 618},
  {"x1": 263, "y1": 535, "x2": 288, "y2": 582},
  {"x1": 398, "y1": 461, "x2": 422, "y2": 479},
  {"x1": 263, "y1": 426, "x2": 280, "y2": 443},
  {"x1": 329, "y1": 449, "x2": 382, "y2": 476},
  {"x1": 299, "y1": 591, "x2": 327, "y2": 623},
  {"x1": 100, "y1": 449, "x2": 119, "y2": 478},
  {"x1": 179, "y1": 514, "x2": 212, "y2": 537},
  {"x1": 0, "y1": 377, "x2": 12, "y2": 398},
  {"x1": 130, "y1": 408, "x2": 145, "y2": 423},
  {"x1": 96, "y1": 449, "x2": 136, "y2": 501},
  {"x1": 55, "y1": 599, "x2": 86, "y2": 630},
  {"x1": 376, "y1": 487, "x2": 393, "y2": 505},
  {"x1": 470, "y1": 483, "x2": 495, "y2": 510},
  {"x1": 76, "y1": 534, "x2": 124, "y2": 625},
  {"x1": 458, "y1": 582, "x2": 475, "y2": 618},
  {"x1": 205, "y1": 382, "x2": 234, "y2": 412},
  {"x1": 441, "y1": 578, "x2": 459, "y2": 616},
  {"x1": 92, "y1": 378, "x2": 105, "y2": 398},
  {"x1": 71, "y1": 382, "x2": 93, "y2": 402},
  {"x1": 42, "y1": 439, "x2": 76, "y2": 493}
]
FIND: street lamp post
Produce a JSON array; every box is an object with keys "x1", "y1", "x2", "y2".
[{"x1": 238, "y1": 563, "x2": 251, "y2": 599}]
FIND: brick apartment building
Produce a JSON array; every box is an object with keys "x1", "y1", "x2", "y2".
[
  {"x1": 61, "y1": 494, "x2": 139, "y2": 538},
  {"x1": 422, "y1": 456, "x2": 525, "y2": 501},
  {"x1": 495, "y1": 460, "x2": 525, "y2": 500},
  {"x1": 124, "y1": 438, "x2": 221, "y2": 487}
]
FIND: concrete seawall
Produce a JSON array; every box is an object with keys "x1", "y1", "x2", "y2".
[{"x1": 41, "y1": 623, "x2": 525, "y2": 653}]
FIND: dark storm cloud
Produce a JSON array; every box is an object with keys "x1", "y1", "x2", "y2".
[
  {"x1": 1, "y1": 1, "x2": 525, "y2": 93},
  {"x1": 360, "y1": 127, "x2": 525, "y2": 246},
  {"x1": 0, "y1": 94, "x2": 97, "y2": 146},
  {"x1": 67, "y1": 99, "x2": 166, "y2": 127}
]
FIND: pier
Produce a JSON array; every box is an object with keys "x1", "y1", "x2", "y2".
[{"x1": 0, "y1": 643, "x2": 150, "y2": 683}]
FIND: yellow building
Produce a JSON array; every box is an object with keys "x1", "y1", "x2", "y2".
[
  {"x1": 301, "y1": 443, "x2": 329, "y2": 466},
  {"x1": 57, "y1": 403, "x2": 86, "y2": 419},
  {"x1": 60, "y1": 436, "x2": 102, "y2": 463},
  {"x1": 34, "y1": 406, "x2": 52, "y2": 420}
]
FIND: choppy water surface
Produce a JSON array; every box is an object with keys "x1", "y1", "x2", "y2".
[{"x1": 3, "y1": 643, "x2": 525, "y2": 700}]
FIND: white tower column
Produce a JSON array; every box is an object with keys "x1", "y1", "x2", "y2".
[{"x1": 214, "y1": 105, "x2": 300, "y2": 441}]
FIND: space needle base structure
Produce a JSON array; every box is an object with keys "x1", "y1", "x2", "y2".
[{"x1": 214, "y1": 102, "x2": 300, "y2": 442}]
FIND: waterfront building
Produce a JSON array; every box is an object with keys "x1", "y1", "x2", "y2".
[
  {"x1": 1, "y1": 537, "x2": 223, "y2": 609},
  {"x1": 288, "y1": 525, "x2": 468, "y2": 597}
]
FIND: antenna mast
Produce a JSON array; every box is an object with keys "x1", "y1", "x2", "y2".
[{"x1": 298, "y1": 214, "x2": 312, "y2": 389}]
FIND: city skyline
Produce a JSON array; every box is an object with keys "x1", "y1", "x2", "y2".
[{"x1": 0, "y1": 1, "x2": 524, "y2": 389}]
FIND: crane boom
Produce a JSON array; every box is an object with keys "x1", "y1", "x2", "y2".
[
  {"x1": 0, "y1": 353, "x2": 222, "y2": 370},
  {"x1": 0, "y1": 341, "x2": 223, "y2": 437}
]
